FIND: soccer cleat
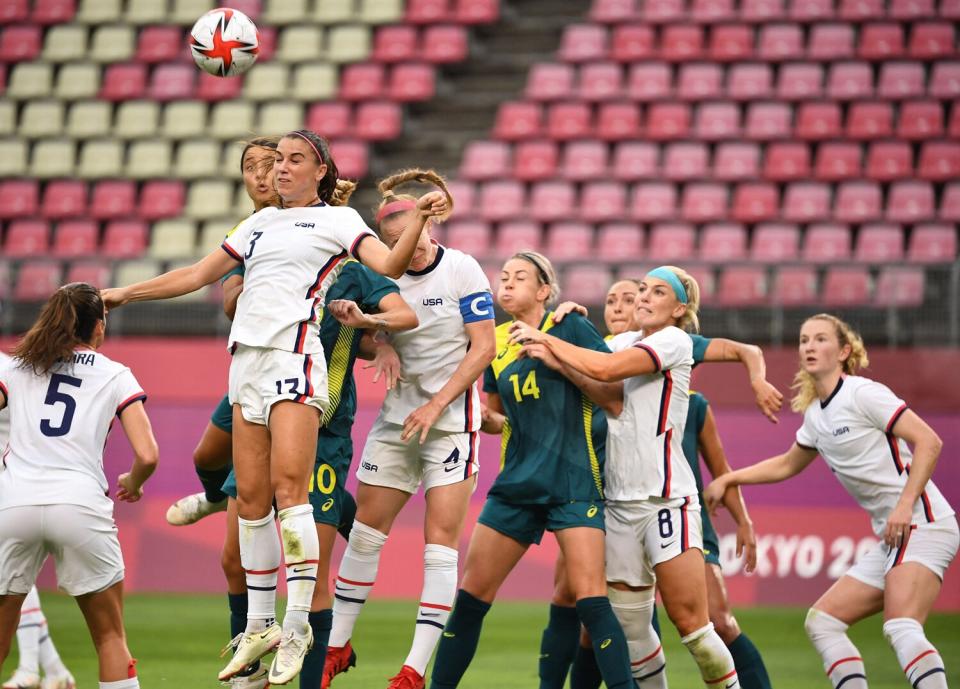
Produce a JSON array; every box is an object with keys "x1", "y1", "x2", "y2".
[
  {"x1": 321, "y1": 642, "x2": 357, "y2": 688},
  {"x1": 267, "y1": 626, "x2": 314, "y2": 686},
  {"x1": 166, "y1": 491, "x2": 228, "y2": 526},
  {"x1": 386, "y1": 665, "x2": 425, "y2": 689},
  {"x1": 2, "y1": 669, "x2": 40, "y2": 689},
  {"x1": 40, "y1": 674, "x2": 75, "y2": 689},
  {"x1": 227, "y1": 664, "x2": 269, "y2": 689},
  {"x1": 218, "y1": 624, "x2": 282, "y2": 681}
]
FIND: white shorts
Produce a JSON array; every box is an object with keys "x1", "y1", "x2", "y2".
[
  {"x1": 355, "y1": 416, "x2": 479, "y2": 494},
  {"x1": 846, "y1": 515, "x2": 959, "y2": 590},
  {"x1": 229, "y1": 344, "x2": 329, "y2": 426},
  {"x1": 604, "y1": 496, "x2": 703, "y2": 587},
  {"x1": 0, "y1": 503, "x2": 124, "y2": 597}
]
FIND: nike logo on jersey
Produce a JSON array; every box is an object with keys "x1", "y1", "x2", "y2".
[{"x1": 660, "y1": 541, "x2": 676, "y2": 549}]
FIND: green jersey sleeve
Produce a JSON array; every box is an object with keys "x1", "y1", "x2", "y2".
[
  {"x1": 689, "y1": 333, "x2": 712, "y2": 364},
  {"x1": 566, "y1": 314, "x2": 612, "y2": 353},
  {"x1": 221, "y1": 264, "x2": 245, "y2": 284},
  {"x1": 348, "y1": 262, "x2": 400, "y2": 310},
  {"x1": 482, "y1": 365, "x2": 497, "y2": 394}
]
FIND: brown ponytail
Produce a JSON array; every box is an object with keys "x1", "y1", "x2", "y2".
[
  {"x1": 375, "y1": 168, "x2": 454, "y2": 224},
  {"x1": 13, "y1": 283, "x2": 105, "y2": 374}
]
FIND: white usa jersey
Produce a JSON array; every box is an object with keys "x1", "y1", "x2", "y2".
[
  {"x1": 0, "y1": 350, "x2": 145, "y2": 512},
  {"x1": 222, "y1": 203, "x2": 376, "y2": 355},
  {"x1": 0, "y1": 352, "x2": 11, "y2": 451},
  {"x1": 381, "y1": 244, "x2": 494, "y2": 433},
  {"x1": 796, "y1": 375, "x2": 954, "y2": 537},
  {"x1": 604, "y1": 326, "x2": 695, "y2": 501}
]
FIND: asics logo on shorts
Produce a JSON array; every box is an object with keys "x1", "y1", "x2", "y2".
[
  {"x1": 321, "y1": 498, "x2": 334, "y2": 512},
  {"x1": 586, "y1": 505, "x2": 598, "y2": 518},
  {"x1": 600, "y1": 638, "x2": 612, "y2": 649}
]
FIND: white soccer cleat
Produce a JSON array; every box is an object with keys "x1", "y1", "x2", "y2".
[
  {"x1": 267, "y1": 626, "x2": 314, "y2": 686},
  {"x1": 165, "y1": 491, "x2": 228, "y2": 526},
  {"x1": 2, "y1": 669, "x2": 40, "y2": 689},
  {"x1": 40, "y1": 673, "x2": 75, "y2": 689},
  {"x1": 218, "y1": 624, "x2": 282, "y2": 681},
  {"x1": 227, "y1": 663, "x2": 269, "y2": 689}
]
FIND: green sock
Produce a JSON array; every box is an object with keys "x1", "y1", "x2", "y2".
[
  {"x1": 196, "y1": 465, "x2": 231, "y2": 504},
  {"x1": 575, "y1": 597, "x2": 632, "y2": 689},
  {"x1": 728, "y1": 633, "x2": 772, "y2": 689},
  {"x1": 429, "y1": 589, "x2": 491, "y2": 689},
  {"x1": 569, "y1": 645, "x2": 602, "y2": 689},
  {"x1": 300, "y1": 609, "x2": 332, "y2": 689},
  {"x1": 338, "y1": 491, "x2": 357, "y2": 541},
  {"x1": 652, "y1": 603, "x2": 661, "y2": 638},
  {"x1": 538, "y1": 604, "x2": 580, "y2": 689}
]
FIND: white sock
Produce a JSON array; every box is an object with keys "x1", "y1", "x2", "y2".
[
  {"x1": 883, "y1": 617, "x2": 947, "y2": 689},
  {"x1": 608, "y1": 587, "x2": 666, "y2": 688},
  {"x1": 239, "y1": 508, "x2": 280, "y2": 633},
  {"x1": 99, "y1": 679, "x2": 139, "y2": 688},
  {"x1": 16, "y1": 587, "x2": 44, "y2": 674},
  {"x1": 804, "y1": 608, "x2": 867, "y2": 688},
  {"x1": 403, "y1": 544, "x2": 458, "y2": 676},
  {"x1": 681, "y1": 622, "x2": 739, "y2": 688},
  {"x1": 329, "y1": 521, "x2": 387, "y2": 647},
  {"x1": 38, "y1": 631, "x2": 68, "y2": 677},
  {"x1": 278, "y1": 504, "x2": 319, "y2": 634}
]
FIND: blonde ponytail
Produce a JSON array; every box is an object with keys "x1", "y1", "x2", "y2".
[
  {"x1": 790, "y1": 314, "x2": 869, "y2": 412},
  {"x1": 375, "y1": 168, "x2": 454, "y2": 223}
]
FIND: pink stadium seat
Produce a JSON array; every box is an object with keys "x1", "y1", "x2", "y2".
[
  {"x1": 803, "y1": 223, "x2": 851, "y2": 261},
  {"x1": 834, "y1": 182, "x2": 882, "y2": 222},
  {"x1": 597, "y1": 102, "x2": 641, "y2": 141},
  {"x1": 389, "y1": 63, "x2": 435, "y2": 102},
  {"x1": 822, "y1": 267, "x2": 870, "y2": 307},
  {"x1": 139, "y1": 181, "x2": 184, "y2": 221},
  {"x1": 794, "y1": 102, "x2": 842, "y2": 140},
  {"x1": 41, "y1": 181, "x2": 87, "y2": 220},
  {"x1": 406, "y1": 0, "x2": 449, "y2": 23},
  {"x1": 559, "y1": 24, "x2": 608, "y2": 63},
  {"x1": 686, "y1": 263, "x2": 717, "y2": 299},
  {"x1": 0, "y1": 180, "x2": 38, "y2": 219},
  {"x1": 479, "y1": 181, "x2": 525, "y2": 222},
  {"x1": 943, "y1": 0, "x2": 960, "y2": 18},
  {"x1": 661, "y1": 25, "x2": 704, "y2": 61},
  {"x1": 547, "y1": 102, "x2": 592, "y2": 140},
  {"x1": 918, "y1": 142, "x2": 960, "y2": 182},
  {"x1": 772, "y1": 266, "x2": 817, "y2": 305},
  {"x1": 90, "y1": 181, "x2": 136, "y2": 220},
  {"x1": 627, "y1": 63, "x2": 671, "y2": 101},
  {"x1": 612, "y1": 142, "x2": 657, "y2": 180},
  {"x1": 717, "y1": 266, "x2": 767, "y2": 306},
  {"x1": 52, "y1": 220, "x2": 97, "y2": 257},
  {"x1": 887, "y1": 182, "x2": 934, "y2": 222},
  {"x1": 827, "y1": 61, "x2": 873, "y2": 99},
  {"x1": 196, "y1": 72, "x2": 242, "y2": 101},
  {"x1": 149, "y1": 64, "x2": 195, "y2": 101},
  {"x1": 758, "y1": 24, "x2": 804, "y2": 61},
  {"x1": 0, "y1": 25, "x2": 41, "y2": 61},
  {"x1": 744, "y1": 102, "x2": 791, "y2": 139},
  {"x1": 494, "y1": 220, "x2": 541, "y2": 258},
  {"x1": 815, "y1": 142, "x2": 861, "y2": 181},
  {"x1": 460, "y1": 141, "x2": 510, "y2": 181},
  {"x1": 597, "y1": 223, "x2": 643, "y2": 261},
  {"x1": 699, "y1": 223, "x2": 746, "y2": 260},
  {"x1": 677, "y1": 182, "x2": 726, "y2": 222},
  {"x1": 647, "y1": 223, "x2": 695, "y2": 260},
  {"x1": 764, "y1": 142, "x2": 811, "y2": 181},
  {"x1": 610, "y1": 24, "x2": 654, "y2": 62},
  {"x1": 579, "y1": 62, "x2": 623, "y2": 101},
  {"x1": 493, "y1": 101, "x2": 542, "y2": 141},
  {"x1": 947, "y1": 103, "x2": 960, "y2": 137},
  {"x1": 591, "y1": 0, "x2": 637, "y2": 22},
  {"x1": 642, "y1": 0, "x2": 686, "y2": 22},
  {"x1": 355, "y1": 102, "x2": 402, "y2": 141},
  {"x1": 32, "y1": 0, "x2": 74, "y2": 24},
  {"x1": 855, "y1": 223, "x2": 904, "y2": 262},
  {"x1": 252, "y1": 26, "x2": 275, "y2": 62},
  {"x1": 525, "y1": 63, "x2": 575, "y2": 101},
  {"x1": 846, "y1": 101, "x2": 893, "y2": 139},
  {"x1": 741, "y1": 0, "x2": 785, "y2": 21},
  {"x1": 102, "y1": 220, "x2": 147, "y2": 259},
  {"x1": 858, "y1": 23, "x2": 904, "y2": 60},
  {"x1": 513, "y1": 141, "x2": 559, "y2": 181},
  {"x1": 444, "y1": 220, "x2": 492, "y2": 258},
  {"x1": 714, "y1": 143, "x2": 759, "y2": 180},
  {"x1": 0, "y1": 0, "x2": 27, "y2": 23},
  {"x1": 727, "y1": 64, "x2": 773, "y2": 100},
  {"x1": 645, "y1": 102, "x2": 691, "y2": 140},
  {"x1": 100, "y1": 64, "x2": 147, "y2": 101},
  {"x1": 339, "y1": 64, "x2": 386, "y2": 101},
  {"x1": 909, "y1": 23, "x2": 954, "y2": 59},
  {"x1": 373, "y1": 26, "x2": 418, "y2": 63},
  {"x1": 545, "y1": 222, "x2": 593, "y2": 261},
  {"x1": 783, "y1": 183, "x2": 831, "y2": 221},
  {"x1": 908, "y1": 224, "x2": 957, "y2": 262},
  {"x1": 562, "y1": 265, "x2": 614, "y2": 305},
  {"x1": 878, "y1": 62, "x2": 925, "y2": 99},
  {"x1": 940, "y1": 183, "x2": 960, "y2": 221},
  {"x1": 581, "y1": 181, "x2": 627, "y2": 222},
  {"x1": 529, "y1": 181, "x2": 576, "y2": 222},
  {"x1": 840, "y1": 0, "x2": 883, "y2": 19},
  {"x1": 808, "y1": 24, "x2": 854, "y2": 59},
  {"x1": 137, "y1": 27, "x2": 184, "y2": 63},
  {"x1": 561, "y1": 141, "x2": 608, "y2": 181},
  {"x1": 4, "y1": 220, "x2": 49, "y2": 257},
  {"x1": 790, "y1": 0, "x2": 833, "y2": 20},
  {"x1": 897, "y1": 101, "x2": 943, "y2": 139},
  {"x1": 709, "y1": 24, "x2": 753, "y2": 62},
  {"x1": 929, "y1": 62, "x2": 960, "y2": 98},
  {"x1": 65, "y1": 260, "x2": 111, "y2": 288},
  {"x1": 866, "y1": 141, "x2": 913, "y2": 181},
  {"x1": 663, "y1": 143, "x2": 708, "y2": 180},
  {"x1": 732, "y1": 183, "x2": 778, "y2": 222},
  {"x1": 446, "y1": 181, "x2": 475, "y2": 218},
  {"x1": 692, "y1": 0, "x2": 735, "y2": 21},
  {"x1": 306, "y1": 103, "x2": 351, "y2": 140},
  {"x1": 874, "y1": 267, "x2": 924, "y2": 307},
  {"x1": 890, "y1": 0, "x2": 934, "y2": 19},
  {"x1": 454, "y1": 0, "x2": 499, "y2": 25},
  {"x1": 677, "y1": 64, "x2": 723, "y2": 100},
  {"x1": 422, "y1": 25, "x2": 469, "y2": 64},
  {"x1": 631, "y1": 183, "x2": 677, "y2": 221},
  {"x1": 751, "y1": 223, "x2": 800, "y2": 262},
  {"x1": 14, "y1": 261, "x2": 61, "y2": 301}
]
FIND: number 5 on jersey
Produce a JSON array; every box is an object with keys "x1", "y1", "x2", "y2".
[{"x1": 508, "y1": 371, "x2": 540, "y2": 402}]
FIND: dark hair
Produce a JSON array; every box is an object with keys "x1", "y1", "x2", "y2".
[
  {"x1": 13, "y1": 283, "x2": 105, "y2": 374},
  {"x1": 283, "y1": 129, "x2": 352, "y2": 205},
  {"x1": 240, "y1": 136, "x2": 280, "y2": 173}
]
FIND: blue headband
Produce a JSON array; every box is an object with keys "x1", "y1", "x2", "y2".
[{"x1": 645, "y1": 267, "x2": 688, "y2": 304}]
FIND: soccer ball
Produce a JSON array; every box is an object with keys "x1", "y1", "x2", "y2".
[{"x1": 189, "y1": 8, "x2": 259, "y2": 78}]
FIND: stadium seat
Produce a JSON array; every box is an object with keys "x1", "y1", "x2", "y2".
[
  {"x1": 815, "y1": 142, "x2": 861, "y2": 180},
  {"x1": 809, "y1": 23, "x2": 854, "y2": 59},
  {"x1": 89, "y1": 180, "x2": 136, "y2": 220},
  {"x1": 694, "y1": 102, "x2": 740, "y2": 140},
  {"x1": 591, "y1": 0, "x2": 637, "y2": 22},
  {"x1": 858, "y1": 23, "x2": 904, "y2": 59},
  {"x1": 545, "y1": 222, "x2": 593, "y2": 261},
  {"x1": 89, "y1": 25, "x2": 134, "y2": 63},
  {"x1": 641, "y1": 0, "x2": 685, "y2": 22},
  {"x1": 525, "y1": 63, "x2": 574, "y2": 101},
  {"x1": 918, "y1": 142, "x2": 960, "y2": 182},
  {"x1": 149, "y1": 64, "x2": 195, "y2": 101},
  {"x1": 610, "y1": 24, "x2": 654, "y2": 61},
  {"x1": 717, "y1": 266, "x2": 766, "y2": 306},
  {"x1": 126, "y1": 140, "x2": 172, "y2": 179},
  {"x1": 423, "y1": 25, "x2": 469, "y2": 63},
  {"x1": 125, "y1": 0, "x2": 166, "y2": 23},
  {"x1": 0, "y1": 25, "x2": 41, "y2": 61},
  {"x1": 890, "y1": 0, "x2": 935, "y2": 20},
  {"x1": 559, "y1": 24, "x2": 608, "y2": 62},
  {"x1": 942, "y1": 0, "x2": 960, "y2": 18},
  {"x1": 209, "y1": 102, "x2": 255, "y2": 140},
  {"x1": 699, "y1": 222, "x2": 746, "y2": 261},
  {"x1": 114, "y1": 101, "x2": 160, "y2": 140},
  {"x1": 597, "y1": 102, "x2": 640, "y2": 140},
  {"x1": 874, "y1": 267, "x2": 925, "y2": 307},
  {"x1": 42, "y1": 24, "x2": 87, "y2": 62},
  {"x1": 8, "y1": 62, "x2": 54, "y2": 100},
  {"x1": 494, "y1": 220, "x2": 541, "y2": 258},
  {"x1": 514, "y1": 141, "x2": 559, "y2": 181},
  {"x1": 31, "y1": 140, "x2": 76, "y2": 179},
  {"x1": 329, "y1": 140, "x2": 368, "y2": 179},
  {"x1": 758, "y1": 24, "x2": 803, "y2": 61},
  {"x1": 887, "y1": 181, "x2": 934, "y2": 222},
  {"x1": 547, "y1": 102, "x2": 592, "y2": 140},
  {"x1": 149, "y1": 219, "x2": 197, "y2": 259},
  {"x1": 561, "y1": 140, "x2": 608, "y2": 181},
  {"x1": 840, "y1": 0, "x2": 882, "y2": 19},
  {"x1": 19, "y1": 101, "x2": 65, "y2": 139},
  {"x1": 454, "y1": 0, "x2": 498, "y2": 24},
  {"x1": 373, "y1": 25, "x2": 417, "y2": 62},
  {"x1": 596, "y1": 222, "x2": 643, "y2": 261},
  {"x1": 355, "y1": 102, "x2": 402, "y2": 141},
  {"x1": 290, "y1": 63, "x2": 338, "y2": 102},
  {"x1": 631, "y1": 183, "x2": 677, "y2": 221},
  {"x1": 65, "y1": 260, "x2": 111, "y2": 288},
  {"x1": 277, "y1": 26, "x2": 324, "y2": 62},
  {"x1": 326, "y1": 25, "x2": 371, "y2": 64},
  {"x1": 358, "y1": 0, "x2": 402, "y2": 23},
  {"x1": 0, "y1": 102, "x2": 14, "y2": 136},
  {"x1": 169, "y1": 0, "x2": 216, "y2": 25},
  {"x1": 727, "y1": 64, "x2": 773, "y2": 100},
  {"x1": 479, "y1": 181, "x2": 525, "y2": 222},
  {"x1": 795, "y1": 102, "x2": 842, "y2": 140},
  {"x1": 0, "y1": 180, "x2": 38, "y2": 219},
  {"x1": 65, "y1": 101, "x2": 111, "y2": 139},
  {"x1": 744, "y1": 102, "x2": 790, "y2": 139},
  {"x1": 834, "y1": 182, "x2": 882, "y2": 222},
  {"x1": 140, "y1": 181, "x2": 185, "y2": 220},
  {"x1": 742, "y1": 0, "x2": 786, "y2": 21},
  {"x1": 790, "y1": 0, "x2": 833, "y2": 19},
  {"x1": 681, "y1": 184, "x2": 728, "y2": 222},
  {"x1": 0, "y1": 0, "x2": 28, "y2": 23},
  {"x1": 878, "y1": 61, "x2": 925, "y2": 99},
  {"x1": 714, "y1": 143, "x2": 759, "y2": 180},
  {"x1": 930, "y1": 62, "x2": 960, "y2": 98},
  {"x1": 460, "y1": 141, "x2": 510, "y2": 181},
  {"x1": 197, "y1": 72, "x2": 244, "y2": 101},
  {"x1": 174, "y1": 140, "x2": 220, "y2": 178},
  {"x1": 446, "y1": 180, "x2": 475, "y2": 219},
  {"x1": 337, "y1": 63, "x2": 386, "y2": 102},
  {"x1": 778, "y1": 62, "x2": 824, "y2": 100},
  {"x1": 751, "y1": 223, "x2": 800, "y2": 262},
  {"x1": 783, "y1": 182, "x2": 831, "y2": 221},
  {"x1": 897, "y1": 101, "x2": 943, "y2": 139},
  {"x1": 243, "y1": 63, "x2": 290, "y2": 101},
  {"x1": 562, "y1": 265, "x2": 614, "y2": 304},
  {"x1": 445, "y1": 220, "x2": 492, "y2": 258},
  {"x1": 855, "y1": 223, "x2": 904, "y2": 262},
  {"x1": 821, "y1": 266, "x2": 870, "y2": 306},
  {"x1": 663, "y1": 143, "x2": 708, "y2": 180},
  {"x1": 163, "y1": 101, "x2": 208, "y2": 140},
  {"x1": 647, "y1": 222, "x2": 694, "y2": 260},
  {"x1": 661, "y1": 25, "x2": 704, "y2": 61},
  {"x1": 406, "y1": 0, "x2": 449, "y2": 23},
  {"x1": 731, "y1": 183, "x2": 778, "y2": 221},
  {"x1": 41, "y1": 180, "x2": 86, "y2": 220},
  {"x1": 255, "y1": 26, "x2": 277, "y2": 61},
  {"x1": 764, "y1": 142, "x2": 811, "y2": 181},
  {"x1": 612, "y1": 142, "x2": 657, "y2": 180},
  {"x1": 263, "y1": 0, "x2": 309, "y2": 23},
  {"x1": 581, "y1": 181, "x2": 627, "y2": 222},
  {"x1": 677, "y1": 63, "x2": 722, "y2": 100},
  {"x1": 52, "y1": 220, "x2": 97, "y2": 257},
  {"x1": 907, "y1": 224, "x2": 957, "y2": 262},
  {"x1": 100, "y1": 63, "x2": 147, "y2": 101},
  {"x1": 4, "y1": 220, "x2": 49, "y2": 257},
  {"x1": 529, "y1": 181, "x2": 576, "y2": 222},
  {"x1": 692, "y1": 0, "x2": 735, "y2": 23},
  {"x1": 803, "y1": 223, "x2": 851, "y2": 262},
  {"x1": 185, "y1": 180, "x2": 233, "y2": 220},
  {"x1": 908, "y1": 23, "x2": 954, "y2": 59},
  {"x1": 32, "y1": 0, "x2": 76, "y2": 24},
  {"x1": 866, "y1": 141, "x2": 913, "y2": 181},
  {"x1": 0, "y1": 139, "x2": 28, "y2": 177},
  {"x1": 772, "y1": 266, "x2": 818, "y2": 305},
  {"x1": 846, "y1": 101, "x2": 893, "y2": 139},
  {"x1": 627, "y1": 63, "x2": 671, "y2": 101},
  {"x1": 136, "y1": 26, "x2": 184, "y2": 63},
  {"x1": 388, "y1": 63, "x2": 435, "y2": 102},
  {"x1": 827, "y1": 61, "x2": 874, "y2": 99},
  {"x1": 645, "y1": 102, "x2": 690, "y2": 140},
  {"x1": 493, "y1": 101, "x2": 542, "y2": 141},
  {"x1": 14, "y1": 261, "x2": 62, "y2": 301},
  {"x1": 579, "y1": 62, "x2": 623, "y2": 101}
]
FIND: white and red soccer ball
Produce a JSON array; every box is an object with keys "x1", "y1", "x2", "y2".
[{"x1": 190, "y1": 7, "x2": 259, "y2": 77}]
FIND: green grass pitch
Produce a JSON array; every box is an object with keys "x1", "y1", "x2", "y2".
[{"x1": 4, "y1": 594, "x2": 958, "y2": 687}]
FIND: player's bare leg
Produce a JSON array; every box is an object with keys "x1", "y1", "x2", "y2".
[
  {"x1": 166, "y1": 422, "x2": 232, "y2": 526},
  {"x1": 74, "y1": 583, "x2": 137, "y2": 685},
  {"x1": 883, "y1": 562, "x2": 947, "y2": 689},
  {"x1": 0, "y1": 593, "x2": 27, "y2": 671}
]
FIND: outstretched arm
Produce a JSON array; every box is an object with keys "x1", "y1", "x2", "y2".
[
  {"x1": 702, "y1": 338, "x2": 783, "y2": 423},
  {"x1": 703, "y1": 442, "x2": 818, "y2": 514},
  {"x1": 103, "y1": 249, "x2": 238, "y2": 308},
  {"x1": 327, "y1": 292, "x2": 418, "y2": 332},
  {"x1": 355, "y1": 192, "x2": 448, "y2": 279},
  {"x1": 521, "y1": 342, "x2": 624, "y2": 415}
]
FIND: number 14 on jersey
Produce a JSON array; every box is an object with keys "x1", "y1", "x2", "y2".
[{"x1": 508, "y1": 371, "x2": 541, "y2": 402}]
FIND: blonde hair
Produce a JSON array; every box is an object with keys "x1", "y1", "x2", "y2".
[
  {"x1": 330, "y1": 179, "x2": 357, "y2": 206},
  {"x1": 654, "y1": 265, "x2": 701, "y2": 333},
  {"x1": 510, "y1": 251, "x2": 561, "y2": 307},
  {"x1": 375, "y1": 168, "x2": 454, "y2": 224},
  {"x1": 790, "y1": 314, "x2": 870, "y2": 412}
]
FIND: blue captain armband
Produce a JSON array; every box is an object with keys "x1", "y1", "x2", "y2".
[{"x1": 459, "y1": 291, "x2": 495, "y2": 323}]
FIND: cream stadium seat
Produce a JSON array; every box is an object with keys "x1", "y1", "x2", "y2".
[
  {"x1": 278, "y1": 26, "x2": 325, "y2": 63},
  {"x1": 174, "y1": 139, "x2": 221, "y2": 178},
  {"x1": 185, "y1": 180, "x2": 234, "y2": 220},
  {"x1": 125, "y1": 0, "x2": 167, "y2": 24},
  {"x1": 208, "y1": 101, "x2": 256, "y2": 140},
  {"x1": 115, "y1": 260, "x2": 162, "y2": 287},
  {"x1": 30, "y1": 140, "x2": 76, "y2": 178},
  {"x1": 264, "y1": 0, "x2": 310, "y2": 24},
  {"x1": 89, "y1": 25, "x2": 135, "y2": 62},
  {"x1": 42, "y1": 25, "x2": 88, "y2": 62},
  {"x1": 315, "y1": 0, "x2": 355, "y2": 23},
  {"x1": 55, "y1": 63, "x2": 100, "y2": 100},
  {"x1": 243, "y1": 62, "x2": 289, "y2": 100},
  {"x1": 19, "y1": 101, "x2": 65, "y2": 139},
  {"x1": 149, "y1": 219, "x2": 198, "y2": 259},
  {"x1": 76, "y1": 0, "x2": 123, "y2": 23},
  {"x1": 162, "y1": 101, "x2": 208, "y2": 139},
  {"x1": 255, "y1": 102, "x2": 303, "y2": 135},
  {"x1": 77, "y1": 139, "x2": 124, "y2": 178},
  {"x1": 8, "y1": 63, "x2": 53, "y2": 100},
  {"x1": 233, "y1": 183, "x2": 256, "y2": 216},
  {"x1": 0, "y1": 140, "x2": 28, "y2": 176},
  {"x1": 289, "y1": 63, "x2": 337, "y2": 101},
  {"x1": 66, "y1": 101, "x2": 112, "y2": 139},
  {"x1": 198, "y1": 218, "x2": 236, "y2": 254},
  {"x1": 170, "y1": 0, "x2": 216, "y2": 24},
  {"x1": 220, "y1": 143, "x2": 243, "y2": 180},
  {"x1": 126, "y1": 140, "x2": 173, "y2": 179},
  {"x1": 358, "y1": 0, "x2": 403, "y2": 24},
  {"x1": 326, "y1": 25, "x2": 371, "y2": 63},
  {"x1": 114, "y1": 101, "x2": 160, "y2": 139},
  {"x1": 0, "y1": 102, "x2": 15, "y2": 137}
]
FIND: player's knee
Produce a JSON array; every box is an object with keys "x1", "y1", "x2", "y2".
[
  {"x1": 882, "y1": 617, "x2": 924, "y2": 648},
  {"x1": 221, "y1": 545, "x2": 243, "y2": 580},
  {"x1": 348, "y1": 520, "x2": 388, "y2": 556},
  {"x1": 709, "y1": 609, "x2": 740, "y2": 644},
  {"x1": 804, "y1": 607, "x2": 844, "y2": 644},
  {"x1": 551, "y1": 584, "x2": 577, "y2": 607},
  {"x1": 665, "y1": 598, "x2": 703, "y2": 637}
]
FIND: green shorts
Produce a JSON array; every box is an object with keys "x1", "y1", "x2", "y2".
[
  {"x1": 700, "y1": 494, "x2": 721, "y2": 567},
  {"x1": 210, "y1": 393, "x2": 233, "y2": 433},
  {"x1": 222, "y1": 432, "x2": 354, "y2": 527},
  {"x1": 478, "y1": 494, "x2": 605, "y2": 546}
]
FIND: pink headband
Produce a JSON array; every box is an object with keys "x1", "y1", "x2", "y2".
[
  {"x1": 290, "y1": 131, "x2": 322, "y2": 162},
  {"x1": 376, "y1": 200, "x2": 416, "y2": 223}
]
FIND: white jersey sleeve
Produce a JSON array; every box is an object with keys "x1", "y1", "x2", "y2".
[
  {"x1": 852, "y1": 379, "x2": 909, "y2": 433},
  {"x1": 607, "y1": 330, "x2": 641, "y2": 353},
  {"x1": 795, "y1": 409, "x2": 819, "y2": 450},
  {"x1": 633, "y1": 326, "x2": 691, "y2": 372},
  {"x1": 328, "y1": 206, "x2": 378, "y2": 257}
]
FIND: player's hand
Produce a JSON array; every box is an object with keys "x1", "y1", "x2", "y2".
[
  {"x1": 883, "y1": 502, "x2": 914, "y2": 550},
  {"x1": 702, "y1": 479, "x2": 727, "y2": 516},
  {"x1": 521, "y1": 343, "x2": 562, "y2": 371},
  {"x1": 327, "y1": 299, "x2": 371, "y2": 328},
  {"x1": 116, "y1": 472, "x2": 143, "y2": 503},
  {"x1": 417, "y1": 191, "x2": 448, "y2": 219},
  {"x1": 508, "y1": 320, "x2": 547, "y2": 347},
  {"x1": 365, "y1": 342, "x2": 402, "y2": 391},
  {"x1": 402, "y1": 399, "x2": 444, "y2": 444},
  {"x1": 479, "y1": 404, "x2": 503, "y2": 434},
  {"x1": 736, "y1": 518, "x2": 758, "y2": 573},
  {"x1": 101, "y1": 287, "x2": 129, "y2": 309},
  {"x1": 751, "y1": 378, "x2": 784, "y2": 424},
  {"x1": 551, "y1": 301, "x2": 588, "y2": 323}
]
